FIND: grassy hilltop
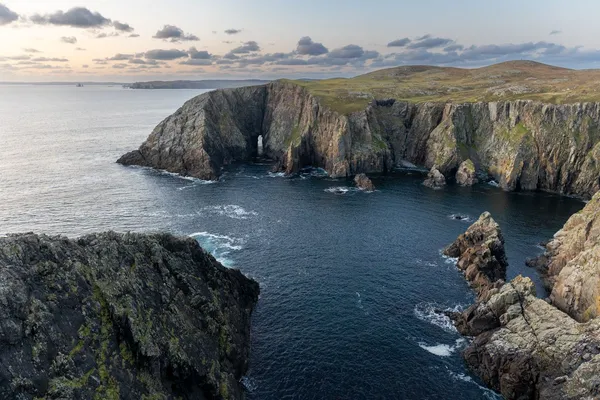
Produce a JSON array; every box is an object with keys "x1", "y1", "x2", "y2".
[{"x1": 291, "y1": 61, "x2": 600, "y2": 114}]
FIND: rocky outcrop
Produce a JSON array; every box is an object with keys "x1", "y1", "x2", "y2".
[
  {"x1": 119, "y1": 81, "x2": 600, "y2": 199},
  {"x1": 456, "y1": 159, "x2": 478, "y2": 186},
  {"x1": 528, "y1": 191, "x2": 600, "y2": 322},
  {"x1": 354, "y1": 173, "x2": 375, "y2": 191},
  {"x1": 423, "y1": 167, "x2": 447, "y2": 189},
  {"x1": 0, "y1": 232, "x2": 259, "y2": 400},
  {"x1": 444, "y1": 212, "x2": 507, "y2": 303},
  {"x1": 449, "y1": 210, "x2": 600, "y2": 399}
]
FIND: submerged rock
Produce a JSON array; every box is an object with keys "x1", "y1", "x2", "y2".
[
  {"x1": 354, "y1": 173, "x2": 375, "y2": 191},
  {"x1": 423, "y1": 167, "x2": 446, "y2": 189},
  {"x1": 455, "y1": 159, "x2": 478, "y2": 186},
  {"x1": 0, "y1": 232, "x2": 259, "y2": 400}
]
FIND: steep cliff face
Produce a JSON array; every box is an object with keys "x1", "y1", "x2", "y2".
[
  {"x1": 0, "y1": 232, "x2": 259, "y2": 400},
  {"x1": 529, "y1": 191, "x2": 600, "y2": 322},
  {"x1": 448, "y1": 215, "x2": 600, "y2": 400},
  {"x1": 119, "y1": 81, "x2": 600, "y2": 198}
]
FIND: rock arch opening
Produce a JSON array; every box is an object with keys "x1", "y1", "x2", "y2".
[{"x1": 257, "y1": 135, "x2": 264, "y2": 157}]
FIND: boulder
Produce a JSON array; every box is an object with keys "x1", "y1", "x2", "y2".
[
  {"x1": 455, "y1": 159, "x2": 478, "y2": 186},
  {"x1": 354, "y1": 173, "x2": 375, "y2": 191},
  {"x1": 0, "y1": 232, "x2": 259, "y2": 400},
  {"x1": 423, "y1": 167, "x2": 446, "y2": 189}
]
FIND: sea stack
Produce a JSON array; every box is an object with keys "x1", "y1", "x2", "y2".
[
  {"x1": 0, "y1": 232, "x2": 259, "y2": 400},
  {"x1": 447, "y1": 206, "x2": 600, "y2": 400},
  {"x1": 455, "y1": 159, "x2": 478, "y2": 186},
  {"x1": 423, "y1": 167, "x2": 446, "y2": 189},
  {"x1": 354, "y1": 173, "x2": 375, "y2": 191}
]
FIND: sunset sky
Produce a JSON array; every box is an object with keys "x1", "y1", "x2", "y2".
[{"x1": 2, "y1": 0, "x2": 600, "y2": 82}]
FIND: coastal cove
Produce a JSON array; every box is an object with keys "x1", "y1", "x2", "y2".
[{"x1": 0, "y1": 85, "x2": 585, "y2": 399}]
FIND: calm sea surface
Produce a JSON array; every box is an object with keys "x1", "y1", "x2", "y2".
[{"x1": 0, "y1": 85, "x2": 584, "y2": 399}]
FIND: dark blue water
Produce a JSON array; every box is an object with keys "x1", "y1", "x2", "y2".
[{"x1": 0, "y1": 86, "x2": 584, "y2": 399}]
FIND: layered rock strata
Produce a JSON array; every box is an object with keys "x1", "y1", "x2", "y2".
[{"x1": 120, "y1": 81, "x2": 600, "y2": 198}]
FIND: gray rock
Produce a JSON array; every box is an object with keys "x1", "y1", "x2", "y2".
[
  {"x1": 423, "y1": 167, "x2": 446, "y2": 189},
  {"x1": 119, "y1": 82, "x2": 600, "y2": 199},
  {"x1": 0, "y1": 232, "x2": 259, "y2": 400},
  {"x1": 354, "y1": 173, "x2": 375, "y2": 191},
  {"x1": 455, "y1": 159, "x2": 478, "y2": 186}
]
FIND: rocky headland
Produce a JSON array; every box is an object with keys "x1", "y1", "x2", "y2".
[
  {"x1": 447, "y1": 199, "x2": 600, "y2": 399},
  {"x1": 0, "y1": 232, "x2": 259, "y2": 400},
  {"x1": 119, "y1": 62, "x2": 600, "y2": 199}
]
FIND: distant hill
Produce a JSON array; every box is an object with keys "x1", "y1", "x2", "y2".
[
  {"x1": 126, "y1": 79, "x2": 271, "y2": 89},
  {"x1": 293, "y1": 60, "x2": 600, "y2": 113}
]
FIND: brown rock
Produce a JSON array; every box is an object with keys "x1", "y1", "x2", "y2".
[
  {"x1": 354, "y1": 173, "x2": 375, "y2": 191},
  {"x1": 455, "y1": 159, "x2": 478, "y2": 186}
]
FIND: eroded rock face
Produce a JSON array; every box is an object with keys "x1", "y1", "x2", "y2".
[
  {"x1": 455, "y1": 159, "x2": 478, "y2": 186},
  {"x1": 354, "y1": 173, "x2": 375, "y2": 191},
  {"x1": 119, "y1": 81, "x2": 600, "y2": 199},
  {"x1": 528, "y1": 191, "x2": 600, "y2": 322},
  {"x1": 443, "y1": 212, "x2": 507, "y2": 302},
  {"x1": 423, "y1": 167, "x2": 446, "y2": 189},
  {"x1": 0, "y1": 232, "x2": 259, "y2": 400},
  {"x1": 449, "y1": 209, "x2": 600, "y2": 399}
]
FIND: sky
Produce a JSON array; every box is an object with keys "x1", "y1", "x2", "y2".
[{"x1": 1, "y1": 0, "x2": 600, "y2": 82}]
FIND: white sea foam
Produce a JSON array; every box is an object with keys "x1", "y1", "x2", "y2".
[
  {"x1": 448, "y1": 214, "x2": 472, "y2": 223},
  {"x1": 416, "y1": 259, "x2": 438, "y2": 267},
  {"x1": 324, "y1": 186, "x2": 359, "y2": 194},
  {"x1": 239, "y1": 376, "x2": 258, "y2": 393},
  {"x1": 267, "y1": 171, "x2": 287, "y2": 178},
  {"x1": 198, "y1": 205, "x2": 258, "y2": 220},
  {"x1": 447, "y1": 370, "x2": 503, "y2": 399},
  {"x1": 189, "y1": 231, "x2": 244, "y2": 267},
  {"x1": 414, "y1": 302, "x2": 463, "y2": 333},
  {"x1": 487, "y1": 180, "x2": 500, "y2": 187},
  {"x1": 419, "y1": 338, "x2": 466, "y2": 357}
]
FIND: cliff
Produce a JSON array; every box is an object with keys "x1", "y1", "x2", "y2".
[
  {"x1": 119, "y1": 78, "x2": 600, "y2": 198},
  {"x1": 449, "y1": 207, "x2": 600, "y2": 399},
  {"x1": 0, "y1": 232, "x2": 259, "y2": 400}
]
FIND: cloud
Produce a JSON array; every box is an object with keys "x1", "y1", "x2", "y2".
[
  {"x1": 144, "y1": 49, "x2": 188, "y2": 60},
  {"x1": 23, "y1": 48, "x2": 41, "y2": 53},
  {"x1": 416, "y1": 34, "x2": 431, "y2": 40},
  {"x1": 31, "y1": 57, "x2": 69, "y2": 62},
  {"x1": 408, "y1": 37, "x2": 454, "y2": 49},
  {"x1": 112, "y1": 63, "x2": 128, "y2": 69},
  {"x1": 113, "y1": 21, "x2": 134, "y2": 32},
  {"x1": 107, "y1": 53, "x2": 134, "y2": 61},
  {"x1": 387, "y1": 38, "x2": 411, "y2": 47},
  {"x1": 82, "y1": 64, "x2": 89, "y2": 68},
  {"x1": 225, "y1": 29, "x2": 241, "y2": 35},
  {"x1": 188, "y1": 47, "x2": 213, "y2": 59},
  {"x1": 296, "y1": 37, "x2": 328, "y2": 55},
  {"x1": 60, "y1": 36, "x2": 77, "y2": 44},
  {"x1": 329, "y1": 44, "x2": 366, "y2": 59},
  {"x1": 129, "y1": 34, "x2": 140, "y2": 38},
  {"x1": 444, "y1": 44, "x2": 464, "y2": 52},
  {"x1": 31, "y1": 7, "x2": 111, "y2": 28},
  {"x1": 75, "y1": 47, "x2": 86, "y2": 51},
  {"x1": 96, "y1": 32, "x2": 119, "y2": 39},
  {"x1": 0, "y1": 3, "x2": 18, "y2": 25},
  {"x1": 153, "y1": 25, "x2": 199, "y2": 42},
  {"x1": 229, "y1": 41, "x2": 260, "y2": 54},
  {"x1": 129, "y1": 58, "x2": 158, "y2": 65},
  {"x1": 550, "y1": 30, "x2": 562, "y2": 35},
  {"x1": 180, "y1": 59, "x2": 213, "y2": 66}
]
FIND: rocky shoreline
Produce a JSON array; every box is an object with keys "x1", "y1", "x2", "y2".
[
  {"x1": 447, "y1": 195, "x2": 600, "y2": 399},
  {"x1": 0, "y1": 232, "x2": 259, "y2": 400},
  {"x1": 119, "y1": 81, "x2": 600, "y2": 199}
]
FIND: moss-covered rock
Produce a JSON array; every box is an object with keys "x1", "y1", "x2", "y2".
[
  {"x1": 455, "y1": 159, "x2": 478, "y2": 186},
  {"x1": 0, "y1": 232, "x2": 259, "y2": 400}
]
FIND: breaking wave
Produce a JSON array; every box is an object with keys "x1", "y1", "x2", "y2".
[
  {"x1": 189, "y1": 231, "x2": 244, "y2": 267},
  {"x1": 198, "y1": 205, "x2": 258, "y2": 220},
  {"x1": 414, "y1": 302, "x2": 463, "y2": 333},
  {"x1": 418, "y1": 338, "x2": 466, "y2": 357}
]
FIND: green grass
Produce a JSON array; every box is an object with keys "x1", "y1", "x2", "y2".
[{"x1": 288, "y1": 60, "x2": 600, "y2": 115}]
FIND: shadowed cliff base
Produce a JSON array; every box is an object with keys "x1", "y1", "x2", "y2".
[{"x1": 118, "y1": 61, "x2": 600, "y2": 199}]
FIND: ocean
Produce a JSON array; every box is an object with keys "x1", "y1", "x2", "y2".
[{"x1": 0, "y1": 84, "x2": 584, "y2": 399}]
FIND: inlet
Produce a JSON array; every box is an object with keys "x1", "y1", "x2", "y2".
[{"x1": 257, "y1": 135, "x2": 264, "y2": 157}]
